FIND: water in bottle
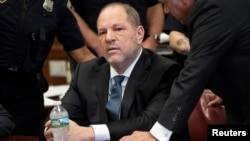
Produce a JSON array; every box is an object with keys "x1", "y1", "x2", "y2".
[{"x1": 50, "y1": 101, "x2": 69, "y2": 141}]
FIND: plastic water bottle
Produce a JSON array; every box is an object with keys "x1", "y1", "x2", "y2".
[{"x1": 50, "y1": 101, "x2": 69, "y2": 141}]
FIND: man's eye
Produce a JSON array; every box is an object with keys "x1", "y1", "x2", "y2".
[
  {"x1": 98, "y1": 31, "x2": 106, "y2": 35},
  {"x1": 115, "y1": 28, "x2": 123, "y2": 31}
]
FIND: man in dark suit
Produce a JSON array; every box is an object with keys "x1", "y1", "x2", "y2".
[
  {"x1": 0, "y1": 104, "x2": 15, "y2": 139},
  {"x1": 43, "y1": 2, "x2": 181, "y2": 141},
  {"x1": 120, "y1": 0, "x2": 250, "y2": 140}
]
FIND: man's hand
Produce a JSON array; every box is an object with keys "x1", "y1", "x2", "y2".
[
  {"x1": 119, "y1": 131, "x2": 157, "y2": 141},
  {"x1": 203, "y1": 89, "x2": 223, "y2": 107},
  {"x1": 44, "y1": 120, "x2": 54, "y2": 141},
  {"x1": 44, "y1": 120, "x2": 95, "y2": 141},
  {"x1": 207, "y1": 95, "x2": 223, "y2": 106},
  {"x1": 69, "y1": 120, "x2": 95, "y2": 141}
]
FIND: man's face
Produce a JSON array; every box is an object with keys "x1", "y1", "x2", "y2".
[
  {"x1": 97, "y1": 5, "x2": 144, "y2": 70},
  {"x1": 165, "y1": 0, "x2": 192, "y2": 24}
]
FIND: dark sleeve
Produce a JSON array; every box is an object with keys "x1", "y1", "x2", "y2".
[
  {"x1": 158, "y1": 0, "x2": 234, "y2": 133},
  {"x1": 56, "y1": 1, "x2": 85, "y2": 52},
  {"x1": 0, "y1": 105, "x2": 15, "y2": 138},
  {"x1": 164, "y1": 14, "x2": 187, "y2": 34},
  {"x1": 70, "y1": 0, "x2": 101, "y2": 33}
]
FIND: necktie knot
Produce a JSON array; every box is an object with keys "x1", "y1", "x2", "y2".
[{"x1": 113, "y1": 75, "x2": 125, "y2": 85}]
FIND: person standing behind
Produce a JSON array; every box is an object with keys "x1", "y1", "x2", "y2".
[
  {"x1": 71, "y1": 0, "x2": 165, "y2": 56},
  {"x1": 120, "y1": 0, "x2": 250, "y2": 140},
  {"x1": 165, "y1": 14, "x2": 223, "y2": 107},
  {"x1": 0, "y1": 0, "x2": 93, "y2": 136},
  {"x1": 164, "y1": 13, "x2": 223, "y2": 107},
  {"x1": 0, "y1": 104, "x2": 15, "y2": 139},
  {"x1": 43, "y1": 2, "x2": 182, "y2": 141}
]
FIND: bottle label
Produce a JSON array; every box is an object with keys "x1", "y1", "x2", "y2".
[{"x1": 51, "y1": 116, "x2": 69, "y2": 128}]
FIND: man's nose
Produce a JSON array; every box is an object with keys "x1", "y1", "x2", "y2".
[{"x1": 105, "y1": 30, "x2": 115, "y2": 42}]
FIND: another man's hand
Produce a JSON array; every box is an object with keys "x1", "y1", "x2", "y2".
[
  {"x1": 142, "y1": 37, "x2": 159, "y2": 51},
  {"x1": 204, "y1": 89, "x2": 224, "y2": 107},
  {"x1": 119, "y1": 131, "x2": 157, "y2": 141},
  {"x1": 207, "y1": 95, "x2": 223, "y2": 106}
]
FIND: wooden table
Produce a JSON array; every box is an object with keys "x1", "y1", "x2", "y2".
[{"x1": 0, "y1": 135, "x2": 39, "y2": 141}]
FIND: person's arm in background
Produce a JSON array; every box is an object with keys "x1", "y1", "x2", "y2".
[
  {"x1": 67, "y1": 47, "x2": 95, "y2": 63},
  {"x1": 0, "y1": 104, "x2": 15, "y2": 138},
  {"x1": 72, "y1": 9, "x2": 104, "y2": 57},
  {"x1": 143, "y1": 3, "x2": 165, "y2": 51},
  {"x1": 169, "y1": 31, "x2": 190, "y2": 55},
  {"x1": 162, "y1": 12, "x2": 190, "y2": 55},
  {"x1": 64, "y1": 30, "x2": 96, "y2": 72},
  {"x1": 60, "y1": 8, "x2": 96, "y2": 75}
]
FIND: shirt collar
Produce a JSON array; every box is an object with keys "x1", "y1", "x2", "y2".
[{"x1": 110, "y1": 48, "x2": 142, "y2": 78}]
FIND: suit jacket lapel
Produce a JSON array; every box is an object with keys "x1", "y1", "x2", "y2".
[
  {"x1": 92, "y1": 59, "x2": 110, "y2": 122},
  {"x1": 121, "y1": 49, "x2": 151, "y2": 118}
]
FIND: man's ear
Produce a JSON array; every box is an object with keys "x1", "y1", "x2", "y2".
[{"x1": 136, "y1": 25, "x2": 145, "y2": 43}]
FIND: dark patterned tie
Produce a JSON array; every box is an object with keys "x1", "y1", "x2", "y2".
[{"x1": 106, "y1": 75, "x2": 125, "y2": 121}]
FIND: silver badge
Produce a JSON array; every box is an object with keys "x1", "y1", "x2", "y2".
[
  {"x1": 43, "y1": 0, "x2": 54, "y2": 12},
  {"x1": 0, "y1": 0, "x2": 7, "y2": 4}
]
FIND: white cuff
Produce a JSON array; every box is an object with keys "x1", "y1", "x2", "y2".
[
  {"x1": 150, "y1": 122, "x2": 173, "y2": 141},
  {"x1": 91, "y1": 124, "x2": 110, "y2": 141}
]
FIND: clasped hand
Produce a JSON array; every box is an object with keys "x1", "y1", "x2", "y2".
[{"x1": 44, "y1": 120, "x2": 95, "y2": 141}]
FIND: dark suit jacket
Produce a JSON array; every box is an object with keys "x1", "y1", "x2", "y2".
[
  {"x1": 0, "y1": 104, "x2": 15, "y2": 139},
  {"x1": 61, "y1": 48, "x2": 181, "y2": 140},
  {"x1": 158, "y1": 0, "x2": 250, "y2": 134}
]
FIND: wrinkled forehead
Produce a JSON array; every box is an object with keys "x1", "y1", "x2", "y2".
[{"x1": 97, "y1": 7, "x2": 129, "y2": 30}]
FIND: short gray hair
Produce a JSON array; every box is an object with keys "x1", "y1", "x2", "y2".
[{"x1": 99, "y1": 2, "x2": 141, "y2": 27}]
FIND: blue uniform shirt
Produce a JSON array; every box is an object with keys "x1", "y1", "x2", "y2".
[{"x1": 0, "y1": 0, "x2": 84, "y2": 73}]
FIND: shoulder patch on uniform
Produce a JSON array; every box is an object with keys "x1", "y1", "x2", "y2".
[
  {"x1": 0, "y1": 0, "x2": 7, "y2": 3},
  {"x1": 66, "y1": 0, "x2": 75, "y2": 13}
]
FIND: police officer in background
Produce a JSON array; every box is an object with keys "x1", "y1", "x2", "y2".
[{"x1": 0, "y1": 0, "x2": 93, "y2": 136}]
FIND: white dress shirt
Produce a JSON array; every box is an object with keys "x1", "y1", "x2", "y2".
[{"x1": 150, "y1": 121, "x2": 173, "y2": 141}]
